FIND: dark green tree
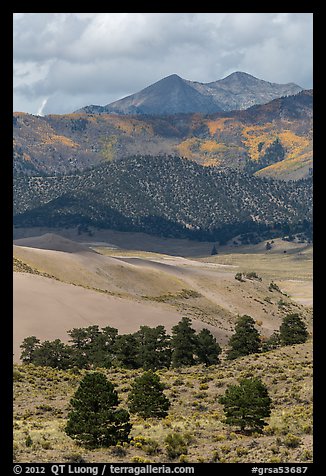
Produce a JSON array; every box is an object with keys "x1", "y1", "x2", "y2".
[
  {"x1": 128, "y1": 370, "x2": 170, "y2": 419},
  {"x1": 196, "y1": 328, "x2": 221, "y2": 366},
  {"x1": 20, "y1": 336, "x2": 40, "y2": 363},
  {"x1": 279, "y1": 313, "x2": 308, "y2": 345},
  {"x1": 32, "y1": 339, "x2": 73, "y2": 370},
  {"x1": 67, "y1": 327, "x2": 89, "y2": 368},
  {"x1": 113, "y1": 334, "x2": 140, "y2": 369},
  {"x1": 219, "y1": 378, "x2": 272, "y2": 433},
  {"x1": 265, "y1": 241, "x2": 272, "y2": 251},
  {"x1": 65, "y1": 372, "x2": 131, "y2": 448},
  {"x1": 97, "y1": 326, "x2": 118, "y2": 368},
  {"x1": 136, "y1": 325, "x2": 171, "y2": 370},
  {"x1": 171, "y1": 317, "x2": 198, "y2": 367},
  {"x1": 227, "y1": 315, "x2": 261, "y2": 360},
  {"x1": 83, "y1": 325, "x2": 102, "y2": 365},
  {"x1": 261, "y1": 331, "x2": 281, "y2": 352},
  {"x1": 211, "y1": 244, "x2": 218, "y2": 255},
  {"x1": 68, "y1": 326, "x2": 118, "y2": 368}
]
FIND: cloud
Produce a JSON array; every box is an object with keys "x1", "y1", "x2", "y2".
[{"x1": 13, "y1": 13, "x2": 313, "y2": 115}]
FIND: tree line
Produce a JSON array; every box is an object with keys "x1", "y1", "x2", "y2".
[
  {"x1": 226, "y1": 312, "x2": 308, "y2": 360},
  {"x1": 20, "y1": 312, "x2": 308, "y2": 372},
  {"x1": 20, "y1": 317, "x2": 222, "y2": 371}
]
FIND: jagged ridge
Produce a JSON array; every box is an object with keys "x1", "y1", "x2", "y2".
[{"x1": 76, "y1": 72, "x2": 303, "y2": 115}]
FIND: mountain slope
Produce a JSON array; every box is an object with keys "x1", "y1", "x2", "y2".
[
  {"x1": 95, "y1": 74, "x2": 223, "y2": 115},
  {"x1": 77, "y1": 72, "x2": 303, "y2": 115},
  {"x1": 13, "y1": 90, "x2": 312, "y2": 180},
  {"x1": 13, "y1": 155, "x2": 312, "y2": 243}
]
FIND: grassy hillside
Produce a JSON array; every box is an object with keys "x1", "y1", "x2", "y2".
[{"x1": 13, "y1": 342, "x2": 313, "y2": 463}]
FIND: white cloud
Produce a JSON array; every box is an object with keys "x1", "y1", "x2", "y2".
[{"x1": 13, "y1": 13, "x2": 313, "y2": 115}]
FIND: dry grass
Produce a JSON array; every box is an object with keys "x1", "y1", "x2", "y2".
[{"x1": 13, "y1": 342, "x2": 313, "y2": 463}]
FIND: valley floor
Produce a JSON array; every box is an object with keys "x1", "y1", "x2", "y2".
[{"x1": 13, "y1": 227, "x2": 313, "y2": 463}]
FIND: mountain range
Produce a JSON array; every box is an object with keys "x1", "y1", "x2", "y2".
[
  {"x1": 13, "y1": 89, "x2": 312, "y2": 181},
  {"x1": 76, "y1": 72, "x2": 303, "y2": 116},
  {"x1": 13, "y1": 72, "x2": 312, "y2": 243}
]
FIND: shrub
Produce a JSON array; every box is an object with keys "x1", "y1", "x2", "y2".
[
  {"x1": 164, "y1": 432, "x2": 191, "y2": 459},
  {"x1": 269, "y1": 281, "x2": 282, "y2": 293},
  {"x1": 111, "y1": 444, "x2": 127, "y2": 457},
  {"x1": 245, "y1": 272, "x2": 262, "y2": 281},
  {"x1": 66, "y1": 453, "x2": 87, "y2": 463},
  {"x1": 13, "y1": 369, "x2": 24, "y2": 382},
  {"x1": 261, "y1": 331, "x2": 281, "y2": 352},
  {"x1": 236, "y1": 446, "x2": 249, "y2": 456},
  {"x1": 25, "y1": 434, "x2": 33, "y2": 447},
  {"x1": 143, "y1": 439, "x2": 161, "y2": 455},
  {"x1": 131, "y1": 456, "x2": 151, "y2": 463},
  {"x1": 283, "y1": 434, "x2": 301, "y2": 448}
]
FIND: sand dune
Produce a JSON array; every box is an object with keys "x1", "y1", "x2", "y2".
[
  {"x1": 13, "y1": 232, "x2": 312, "y2": 363},
  {"x1": 13, "y1": 243, "x2": 188, "y2": 298},
  {"x1": 13, "y1": 233, "x2": 94, "y2": 254},
  {"x1": 13, "y1": 273, "x2": 225, "y2": 362}
]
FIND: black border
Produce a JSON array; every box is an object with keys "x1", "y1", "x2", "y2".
[{"x1": 3, "y1": 8, "x2": 14, "y2": 472}]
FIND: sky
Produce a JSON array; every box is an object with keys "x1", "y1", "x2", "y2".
[{"x1": 13, "y1": 13, "x2": 313, "y2": 115}]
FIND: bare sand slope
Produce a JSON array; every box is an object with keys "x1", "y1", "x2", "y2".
[
  {"x1": 13, "y1": 244, "x2": 188, "y2": 298},
  {"x1": 111, "y1": 256, "x2": 308, "y2": 333},
  {"x1": 13, "y1": 273, "x2": 224, "y2": 362},
  {"x1": 13, "y1": 227, "x2": 215, "y2": 257},
  {"x1": 277, "y1": 280, "x2": 313, "y2": 307},
  {"x1": 13, "y1": 233, "x2": 94, "y2": 254}
]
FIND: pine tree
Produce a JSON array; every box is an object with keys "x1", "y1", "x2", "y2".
[
  {"x1": 227, "y1": 315, "x2": 261, "y2": 360},
  {"x1": 279, "y1": 313, "x2": 308, "y2": 345},
  {"x1": 32, "y1": 339, "x2": 73, "y2": 369},
  {"x1": 219, "y1": 378, "x2": 272, "y2": 432},
  {"x1": 171, "y1": 317, "x2": 197, "y2": 367},
  {"x1": 113, "y1": 334, "x2": 140, "y2": 369},
  {"x1": 196, "y1": 328, "x2": 221, "y2": 366},
  {"x1": 67, "y1": 327, "x2": 89, "y2": 368},
  {"x1": 65, "y1": 372, "x2": 131, "y2": 448},
  {"x1": 136, "y1": 325, "x2": 171, "y2": 370},
  {"x1": 211, "y1": 244, "x2": 218, "y2": 255},
  {"x1": 68, "y1": 326, "x2": 118, "y2": 368},
  {"x1": 20, "y1": 336, "x2": 40, "y2": 364},
  {"x1": 128, "y1": 370, "x2": 170, "y2": 419},
  {"x1": 265, "y1": 241, "x2": 272, "y2": 251},
  {"x1": 261, "y1": 331, "x2": 281, "y2": 352}
]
